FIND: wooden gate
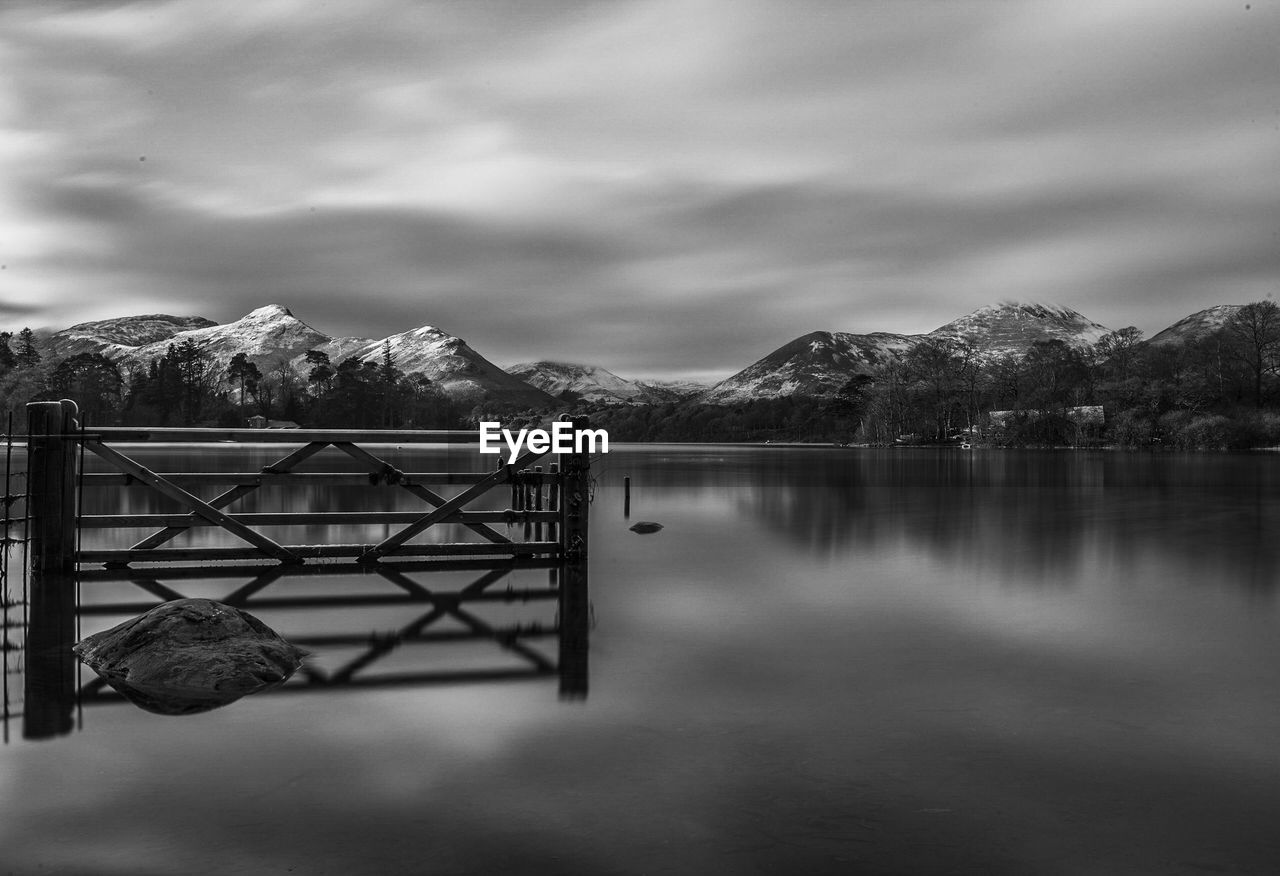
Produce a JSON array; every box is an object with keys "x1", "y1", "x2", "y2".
[
  {"x1": 24, "y1": 400, "x2": 590, "y2": 569},
  {"x1": 6, "y1": 400, "x2": 593, "y2": 740}
]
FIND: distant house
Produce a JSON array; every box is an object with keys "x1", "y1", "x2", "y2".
[{"x1": 247, "y1": 415, "x2": 300, "y2": 429}]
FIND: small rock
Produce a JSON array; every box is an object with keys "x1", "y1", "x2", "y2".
[
  {"x1": 629, "y1": 521, "x2": 664, "y2": 534},
  {"x1": 73, "y1": 598, "x2": 306, "y2": 716}
]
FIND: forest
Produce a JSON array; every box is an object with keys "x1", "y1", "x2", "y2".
[{"x1": 3, "y1": 300, "x2": 1280, "y2": 449}]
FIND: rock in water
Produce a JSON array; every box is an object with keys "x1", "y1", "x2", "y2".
[
  {"x1": 629, "y1": 521, "x2": 664, "y2": 534},
  {"x1": 73, "y1": 598, "x2": 307, "y2": 716}
]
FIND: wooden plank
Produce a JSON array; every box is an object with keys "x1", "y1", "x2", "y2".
[
  {"x1": 85, "y1": 428, "x2": 482, "y2": 444},
  {"x1": 76, "y1": 540, "x2": 562, "y2": 565},
  {"x1": 75, "y1": 556, "x2": 560, "y2": 583},
  {"x1": 79, "y1": 471, "x2": 534, "y2": 487},
  {"x1": 79, "y1": 510, "x2": 560, "y2": 528},
  {"x1": 75, "y1": 586, "x2": 559, "y2": 615},
  {"x1": 362, "y1": 446, "x2": 554, "y2": 562},
  {"x1": 293, "y1": 627, "x2": 558, "y2": 647},
  {"x1": 82, "y1": 440, "x2": 300, "y2": 563}
]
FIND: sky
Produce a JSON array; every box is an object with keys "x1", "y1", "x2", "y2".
[{"x1": 0, "y1": 0, "x2": 1277, "y2": 382}]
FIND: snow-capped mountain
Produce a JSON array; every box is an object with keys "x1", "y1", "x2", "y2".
[
  {"x1": 634, "y1": 379, "x2": 709, "y2": 402},
  {"x1": 506, "y1": 361, "x2": 648, "y2": 403},
  {"x1": 701, "y1": 330, "x2": 916, "y2": 404},
  {"x1": 927, "y1": 302, "x2": 1110, "y2": 356},
  {"x1": 504, "y1": 361, "x2": 708, "y2": 404},
  {"x1": 49, "y1": 314, "x2": 217, "y2": 359},
  {"x1": 302, "y1": 326, "x2": 552, "y2": 405},
  {"x1": 701, "y1": 302, "x2": 1112, "y2": 403},
  {"x1": 49, "y1": 305, "x2": 554, "y2": 407},
  {"x1": 1147, "y1": 305, "x2": 1242, "y2": 346},
  {"x1": 124, "y1": 305, "x2": 330, "y2": 371}
]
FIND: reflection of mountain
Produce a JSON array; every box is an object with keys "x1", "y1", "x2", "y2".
[{"x1": 606, "y1": 449, "x2": 1280, "y2": 592}]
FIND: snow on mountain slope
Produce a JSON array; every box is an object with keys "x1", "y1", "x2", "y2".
[
  {"x1": 1147, "y1": 305, "x2": 1242, "y2": 346},
  {"x1": 48, "y1": 304, "x2": 553, "y2": 406},
  {"x1": 928, "y1": 302, "x2": 1110, "y2": 356},
  {"x1": 304, "y1": 326, "x2": 554, "y2": 406},
  {"x1": 123, "y1": 305, "x2": 329, "y2": 373},
  {"x1": 505, "y1": 361, "x2": 648, "y2": 403},
  {"x1": 49, "y1": 314, "x2": 217, "y2": 359},
  {"x1": 701, "y1": 331, "x2": 916, "y2": 403}
]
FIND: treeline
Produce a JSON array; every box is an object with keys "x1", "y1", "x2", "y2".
[
  {"x1": 0, "y1": 336, "x2": 471, "y2": 430},
  {"x1": 585, "y1": 300, "x2": 1280, "y2": 449}
]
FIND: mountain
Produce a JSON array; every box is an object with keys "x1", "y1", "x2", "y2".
[
  {"x1": 634, "y1": 379, "x2": 709, "y2": 402},
  {"x1": 506, "y1": 361, "x2": 650, "y2": 403},
  {"x1": 701, "y1": 302, "x2": 1112, "y2": 403},
  {"x1": 304, "y1": 326, "x2": 553, "y2": 405},
  {"x1": 125, "y1": 305, "x2": 330, "y2": 371},
  {"x1": 700, "y1": 330, "x2": 916, "y2": 404},
  {"x1": 1148, "y1": 305, "x2": 1242, "y2": 346},
  {"x1": 49, "y1": 314, "x2": 217, "y2": 359},
  {"x1": 50, "y1": 305, "x2": 555, "y2": 407},
  {"x1": 927, "y1": 301, "x2": 1110, "y2": 356},
  {"x1": 504, "y1": 361, "x2": 708, "y2": 404}
]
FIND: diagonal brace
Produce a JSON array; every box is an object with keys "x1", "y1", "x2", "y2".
[
  {"x1": 129, "y1": 441, "x2": 332, "y2": 551},
  {"x1": 332, "y1": 442, "x2": 511, "y2": 545},
  {"x1": 84, "y1": 440, "x2": 300, "y2": 563},
  {"x1": 361, "y1": 447, "x2": 552, "y2": 562}
]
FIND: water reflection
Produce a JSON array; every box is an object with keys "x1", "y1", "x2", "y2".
[
  {"x1": 5, "y1": 558, "x2": 589, "y2": 742},
  {"x1": 601, "y1": 446, "x2": 1280, "y2": 592}
]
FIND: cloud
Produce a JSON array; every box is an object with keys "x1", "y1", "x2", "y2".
[{"x1": 1, "y1": 0, "x2": 1277, "y2": 378}]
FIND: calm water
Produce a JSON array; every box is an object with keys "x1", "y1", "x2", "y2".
[{"x1": 4, "y1": 445, "x2": 1280, "y2": 875}]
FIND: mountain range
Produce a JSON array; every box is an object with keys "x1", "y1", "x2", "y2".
[
  {"x1": 45, "y1": 301, "x2": 1239, "y2": 407},
  {"x1": 702, "y1": 302, "x2": 1112, "y2": 403},
  {"x1": 50, "y1": 305, "x2": 555, "y2": 408}
]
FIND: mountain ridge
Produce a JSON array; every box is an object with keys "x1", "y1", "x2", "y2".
[
  {"x1": 42, "y1": 300, "x2": 1244, "y2": 408},
  {"x1": 48, "y1": 304, "x2": 554, "y2": 408}
]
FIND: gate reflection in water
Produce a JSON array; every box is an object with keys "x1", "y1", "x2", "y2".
[{"x1": 4, "y1": 558, "x2": 590, "y2": 742}]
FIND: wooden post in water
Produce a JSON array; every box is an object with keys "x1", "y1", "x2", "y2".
[
  {"x1": 27, "y1": 400, "x2": 78, "y2": 576},
  {"x1": 558, "y1": 414, "x2": 589, "y2": 699},
  {"x1": 24, "y1": 400, "x2": 79, "y2": 739},
  {"x1": 547, "y1": 463, "x2": 559, "y2": 544},
  {"x1": 533, "y1": 465, "x2": 544, "y2": 541},
  {"x1": 623, "y1": 475, "x2": 631, "y2": 518}
]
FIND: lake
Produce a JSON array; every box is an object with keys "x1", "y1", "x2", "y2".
[{"x1": 3, "y1": 444, "x2": 1280, "y2": 875}]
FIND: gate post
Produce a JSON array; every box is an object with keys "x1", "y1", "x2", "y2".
[
  {"x1": 557, "y1": 414, "x2": 589, "y2": 699},
  {"x1": 27, "y1": 400, "x2": 79, "y2": 575},
  {"x1": 23, "y1": 399, "x2": 79, "y2": 739}
]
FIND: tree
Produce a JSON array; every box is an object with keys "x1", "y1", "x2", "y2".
[
  {"x1": 49, "y1": 353, "x2": 123, "y2": 425},
  {"x1": 226, "y1": 353, "x2": 263, "y2": 411},
  {"x1": 1224, "y1": 300, "x2": 1280, "y2": 408},
  {"x1": 15, "y1": 328, "x2": 40, "y2": 370},
  {"x1": 905, "y1": 337, "x2": 978, "y2": 440},
  {"x1": 378, "y1": 340, "x2": 403, "y2": 427},
  {"x1": 0, "y1": 332, "x2": 15, "y2": 373},
  {"x1": 304, "y1": 349, "x2": 333, "y2": 391}
]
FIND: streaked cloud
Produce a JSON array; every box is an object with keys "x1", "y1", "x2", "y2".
[{"x1": 1, "y1": 0, "x2": 1276, "y2": 379}]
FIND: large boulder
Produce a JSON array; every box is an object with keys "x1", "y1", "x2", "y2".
[{"x1": 74, "y1": 598, "x2": 306, "y2": 716}]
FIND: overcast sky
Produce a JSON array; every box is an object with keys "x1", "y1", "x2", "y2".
[{"x1": 1, "y1": 0, "x2": 1277, "y2": 381}]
